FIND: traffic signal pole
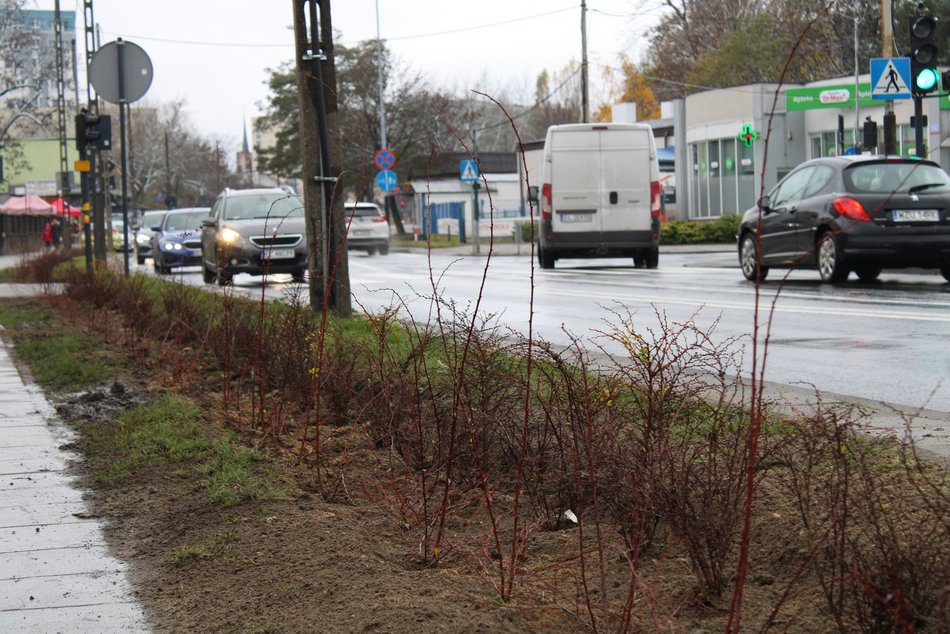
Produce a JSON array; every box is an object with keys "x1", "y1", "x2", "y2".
[{"x1": 882, "y1": 1, "x2": 897, "y2": 155}]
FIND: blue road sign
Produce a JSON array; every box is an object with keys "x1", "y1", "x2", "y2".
[
  {"x1": 375, "y1": 169, "x2": 397, "y2": 193},
  {"x1": 871, "y1": 57, "x2": 911, "y2": 100},
  {"x1": 460, "y1": 159, "x2": 479, "y2": 183}
]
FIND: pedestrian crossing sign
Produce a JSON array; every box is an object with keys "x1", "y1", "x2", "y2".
[
  {"x1": 871, "y1": 57, "x2": 911, "y2": 100},
  {"x1": 460, "y1": 159, "x2": 479, "y2": 183}
]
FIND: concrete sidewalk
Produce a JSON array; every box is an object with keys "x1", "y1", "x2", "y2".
[{"x1": 0, "y1": 282, "x2": 149, "y2": 632}]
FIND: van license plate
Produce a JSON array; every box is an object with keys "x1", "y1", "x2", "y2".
[
  {"x1": 893, "y1": 209, "x2": 938, "y2": 222},
  {"x1": 560, "y1": 213, "x2": 592, "y2": 223},
  {"x1": 261, "y1": 248, "x2": 295, "y2": 260}
]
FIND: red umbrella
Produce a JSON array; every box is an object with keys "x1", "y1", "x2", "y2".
[{"x1": 0, "y1": 195, "x2": 53, "y2": 216}]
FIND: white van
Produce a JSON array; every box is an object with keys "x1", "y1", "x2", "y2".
[{"x1": 531, "y1": 123, "x2": 662, "y2": 269}]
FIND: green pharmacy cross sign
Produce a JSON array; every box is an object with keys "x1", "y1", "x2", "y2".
[{"x1": 738, "y1": 123, "x2": 759, "y2": 148}]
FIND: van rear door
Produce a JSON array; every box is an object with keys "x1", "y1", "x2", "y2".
[
  {"x1": 599, "y1": 128, "x2": 653, "y2": 235},
  {"x1": 549, "y1": 128, "x2": 600, "y2": 235}
]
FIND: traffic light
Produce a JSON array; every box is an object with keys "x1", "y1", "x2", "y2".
[
  {"x1": 74, "y1": 113, "x2": 112, "y2": 150},
  {"x1": 909, "y1": 15, "x2": 939, "y2": 95}
]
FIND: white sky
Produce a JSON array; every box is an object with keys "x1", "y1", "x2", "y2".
[{"x1": 39, "y1": 1, "x2": 662, "y2": 152}]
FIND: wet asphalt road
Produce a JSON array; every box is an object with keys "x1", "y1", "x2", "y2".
[{"x1": 136, "y1": 248, "x2": 950, "y2": 420}]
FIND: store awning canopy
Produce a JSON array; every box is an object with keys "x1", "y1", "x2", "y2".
[
  {"x1": 0, "y1": 195, "x2": 54, "y2": 216},
  {"x1": 49, "y1": 197, "x2": 81, "y2": 217}
]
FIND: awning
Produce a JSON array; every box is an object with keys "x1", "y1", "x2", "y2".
[{"x1": 0, "y1": 195, "x2": 54, "y2": 216}]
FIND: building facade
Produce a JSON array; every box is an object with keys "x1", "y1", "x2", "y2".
[{"x1": 667, "y1": 73, "x2": 950, "y2": 221}]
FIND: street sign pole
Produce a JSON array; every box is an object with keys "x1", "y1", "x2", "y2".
[
  {"x1": 472, "y1": 182, "x2": 480, "y2": 255},
  {"x1": 914, "y1": 95, "x2": 925, "y2": 157},
  {"x1": 118, "y1": 39, "x2": 130, "y2": 276}
]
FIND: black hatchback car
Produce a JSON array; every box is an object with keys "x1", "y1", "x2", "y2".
[{"x1": 737, "y1": 156, "x2": 950, "y2": 283}]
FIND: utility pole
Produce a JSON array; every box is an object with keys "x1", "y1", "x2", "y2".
[
  {"x1": 580, "y1": 0, "x2": 589, "y2": 123},
  {"x1": 54, "y1": 0, "x2": 72, "y2": 251},
  {"x1": 293, "y1": 0, "x2": 351, "y2": 315}
]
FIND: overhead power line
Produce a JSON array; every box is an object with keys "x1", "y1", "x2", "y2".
[{"x1": 98, "y1": 5, "x2": 580, "y2": 49}]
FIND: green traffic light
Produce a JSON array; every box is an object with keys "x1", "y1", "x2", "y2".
[{"x1": 916, "y1": 67, "x2": 939, "y2": 92}]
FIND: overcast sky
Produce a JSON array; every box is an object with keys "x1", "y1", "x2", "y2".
[{"x1": 43, "y1": 1, "x2": 659, "y2": 151}]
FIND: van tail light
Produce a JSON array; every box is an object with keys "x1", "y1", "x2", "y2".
[
  {"x1": 372, "y1": 213, "x2": 387, "y2": 223},
  {"x1": 832, "y1": 197, "x2": 871, "y2": 222},
  {"x1": 541, "y1": 183, "x2": 552, "y2": 220},
  {"x1": 650, "y1": 181, "x2": 662, "y2": 218}
]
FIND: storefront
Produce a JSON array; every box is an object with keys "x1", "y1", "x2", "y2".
[{"x1": 673, "y1": 74, "x2": 949, "y2": 220}]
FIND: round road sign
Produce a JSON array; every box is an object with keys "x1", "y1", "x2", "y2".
[
  {"x1": 374, "y1": 148, "x2": 396, "y2": 170},
  {"x1": 89, "y1": 39, "x2": 153, "y2": 104},
  {"x1": 375, "y1": 170, "x2": 398, "y2": 193}
]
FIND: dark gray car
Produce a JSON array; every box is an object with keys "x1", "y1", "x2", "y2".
[{"x1": 200, "y1": 188, "x2": 307, "y2": 285}]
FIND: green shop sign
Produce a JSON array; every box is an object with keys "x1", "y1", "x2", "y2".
[
  {"x1": 786, "y1": 84, "x2": 876, "y2": 111},
  {"x1": 787, "y1": 83, "x2": 950, "y2": 111}
]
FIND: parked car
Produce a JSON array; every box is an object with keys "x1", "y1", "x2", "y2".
[
  {"x1": 200, "y1": 187, "x2": 307, "y2": 285},
  {"x1": 345, "y1": 201, "x2": 390, "y2": 255},
  {"x1": 134, "y1": 209, "x2": 167, "y2": 265},
  {"x1": 737, "y1": 155, "x2": 950, "y2": 283},
  {"x1": 151, "y1": 207, "x2": 210, "y2": 274},
  {"x1": 110, "y1": 212, "x2": 132, "y2": 252}
]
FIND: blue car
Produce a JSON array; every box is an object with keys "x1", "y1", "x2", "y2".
[{"x1": 152, "y1": 207, "x2": 210, "y2": 274}]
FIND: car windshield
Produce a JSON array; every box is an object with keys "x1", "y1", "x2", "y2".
[
  {"x1": 347, "y1": 205, "x2": 382, "y2": 218},
  {"x1": 111, "y1": 214, "x2": 126, "y2": 228},
  {"x1": 844, "y1": 162, "x2": 950, "y2": 194},
  {"x1": 141, "y1": 211, "x2": 164, "y2": 228},
  {"x1": 224, "y1": 194, "x2": 304, "y2": 220},
  {"x1": 163, "y1": 211, "x2": 207, "y2": 232}
]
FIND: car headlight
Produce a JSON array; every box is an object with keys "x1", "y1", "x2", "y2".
[
  {"x1": 161, "y1": 241, "x2": 183, "y2": 251},
  {"x1": 218, "y1": 228, "x2": 242, "y2": 245},
  {"x1": 136, "y1": 233, "x2": 151, "y2": 245}
]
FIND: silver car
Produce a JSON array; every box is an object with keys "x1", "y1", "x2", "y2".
[
  {"x1": 134, "y1": 209, "x2": 167, "y2": 264},
  {"x1": 200, "y1": 188, "x2": 307, "y2": 285}
]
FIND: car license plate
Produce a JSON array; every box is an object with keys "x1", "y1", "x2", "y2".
[
  {"x1": 352, "y1": 229, "x2": 368, "y2": 236},
  {"x1": 560, "y1": 213, "x2": 593, "y2": 223},
  {"x1": 261, "y1": 247, "x2": 295, "y2": 260},
  {"x1": 892, "y1": 209, "x2": 939, "y2": 222}
]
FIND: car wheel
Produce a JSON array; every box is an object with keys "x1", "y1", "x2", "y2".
[
  {"x1": 633, "y1": 256, "x2": 646, "y2": 268},
  {"x1": 817, "y1": 231, "x2": 849, "y2": 283},
  {"x1": 137, "y1": 255, "x2": 145, "y2": 266},
  {"x1": 739, "y1": 234, "x2": 768, "y2": 282},
  {"x1": 153, "y1": 261, "x2": 166, "y2": 275},
  {"x1": 854, "y1": 266, "x2": 882, "y2": 282},
  {"x1": 366, "y1": 247, "x2": 376, "y2": 256},
  {"x1": 941, "y1": 264, "x2": 950, "y2": 283},
  {"x1": 378, "y1": 244, "x2": 389, "y2": 256},
  {"x1": 292, "y1": 269, "x2": 306, "y2": 283},
  {"x1": 646, "y1": 246, "x2": 659, "y2": 269},
  {"x1": 538, "y1": 245, "x2": 555, "y2": 270},
  {"x1": 202, "y1": 264, "x2": 216, "y2": 284},
  {"x1": 217, "y1": 271, "x2": 232, "y2": 286}
]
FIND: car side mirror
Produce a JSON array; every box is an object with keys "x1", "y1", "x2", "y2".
[
  {"x1": 527, "y1": 185, "x2": 539, "y2": 204},
  {"x1": 201, "y1": 218, "x2": 215, "y2": 227},
  {"x1": 150, "y1": 225, "x2": 161, "y2": 232},
  {"x1": 759, "y1": 195, "x2": 772, "y2": 212}
]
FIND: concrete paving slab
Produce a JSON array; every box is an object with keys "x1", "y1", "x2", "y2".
[
  {"x1": 0, "y1": 457, "x2": 70, "y2": 475},
  {"x1": 0, "y1": 521, "x2": 103, "y2": 553},
  {"x1": 3, "y1": 470, "x2": 81, "y2": 492},
  {"x1": 0, "y1": 500, "x2": 91, "y2": 527},
  {"x1": 0, "y1": 570, "x2": 138, "y2": 610},
  {"x1": 0, "y1": 546, "x2": 124, "y2": 580},
  {"x1": 0, "y1": 602, "x2": 148, "y2": 633}
]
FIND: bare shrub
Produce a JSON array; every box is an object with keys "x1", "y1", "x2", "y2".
[{"x1": 777, "y1": 401, "x2": 950, "y2": 631}]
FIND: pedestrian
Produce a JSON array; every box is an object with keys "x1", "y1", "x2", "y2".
[
  {"x1": 42, "y1": 218, "x2": 53, "y2": 250},
  {"x1": 50, "y1": 216, "x2": 62, "y2": 250}
]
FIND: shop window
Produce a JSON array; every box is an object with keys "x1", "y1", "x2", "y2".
[{"x1": 722, "y1": 140, "x2": 738, "y2": 214}]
